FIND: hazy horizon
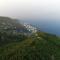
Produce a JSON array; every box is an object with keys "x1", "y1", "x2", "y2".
[{"x1": 0, "y1": 0, "x2": 60, "y2": 35}]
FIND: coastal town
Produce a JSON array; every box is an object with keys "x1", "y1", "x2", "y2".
[{"x1": 24, "y1": 23, "x2": 38, "y2": 33}]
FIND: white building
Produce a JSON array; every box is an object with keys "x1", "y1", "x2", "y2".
[{"x1": 24, "y1": 23, "x2": 37, "y2": 33}]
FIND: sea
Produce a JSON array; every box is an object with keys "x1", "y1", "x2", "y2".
[{"x1": 20, "y1": 19, "x2": 60, "y2": 36}]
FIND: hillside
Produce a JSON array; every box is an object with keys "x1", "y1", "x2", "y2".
[
  {"x1": 0, "y1": 17, "x2": 60, "y2": 60},
  {"x1": 0, "y1": 17, "x2": 28, "y2": 45},
  {"x1": 0, "y1": 17, "x2": 27, "y2": 32},
  {"x1": 0, "y1": 31, "x2": 60, "y2": 60}
]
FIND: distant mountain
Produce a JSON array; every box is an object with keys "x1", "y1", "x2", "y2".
[{"x1": 0, "y1": 17, "x2": 27, "y2": 32}]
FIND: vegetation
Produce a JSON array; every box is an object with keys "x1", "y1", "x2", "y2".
[
  {"x1": 0, "y1": 17, "x2": 60, "y2": 60},
  {"x1": 0, "y1": 31, "x2": 59, "y2": 60},
  {"x1": 0, "y1": 31, "x2": 27, "y2": 46}
]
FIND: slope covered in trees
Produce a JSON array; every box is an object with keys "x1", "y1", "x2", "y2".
[
  {"x1": 0, "y1": 32, "x2": 60, "y2": 60},
  {"x1": 0, "y1": 17, "x2": 27, "y2": 33},
  {"x1": 0, "y1": 17, "x2": 60, "y2": 60}
]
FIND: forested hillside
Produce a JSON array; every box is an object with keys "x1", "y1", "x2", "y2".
[
  {"x1": 0, "y1": 32, "x2": 60, "y2": 60},
  {"x1": 0, "y1": 17, "x2": 60, "y2": 60},
  {"x1": 0, "y1": 17, "x2": 27, "y2": 33}
]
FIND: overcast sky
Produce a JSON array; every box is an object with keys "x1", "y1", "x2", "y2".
[{"x1": 0, "y1": 0, "x2": 60, "y2": 20}]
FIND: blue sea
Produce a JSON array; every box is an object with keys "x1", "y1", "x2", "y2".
[{"x1": 21, "y1": 19, "x2": 60, "y2": 36}]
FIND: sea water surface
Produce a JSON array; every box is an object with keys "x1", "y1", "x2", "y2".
[{"x1": 22, "y1": 19, "x2": 60, "y2": 36}]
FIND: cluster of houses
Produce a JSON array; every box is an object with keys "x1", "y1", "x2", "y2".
[
  {"x1": 0, "y1": 21, "x2": 38, "y2": 35},
  {"x1": 24, "y1": 23, "x2": 38, "y2": 33}
]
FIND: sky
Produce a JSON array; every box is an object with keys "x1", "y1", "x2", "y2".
[
  {"x1": 0, "y1": 0, "x2": 60, "y2": 21},
  {"x1": 0, "y1": 0, "x2": 60, "y2": 35},
  {"x1": 32, "y1": 0, "x2": 60, "y2": 20},
  {"x1": 0, "y1": 0, "x2": 32, "y2": 19}
]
